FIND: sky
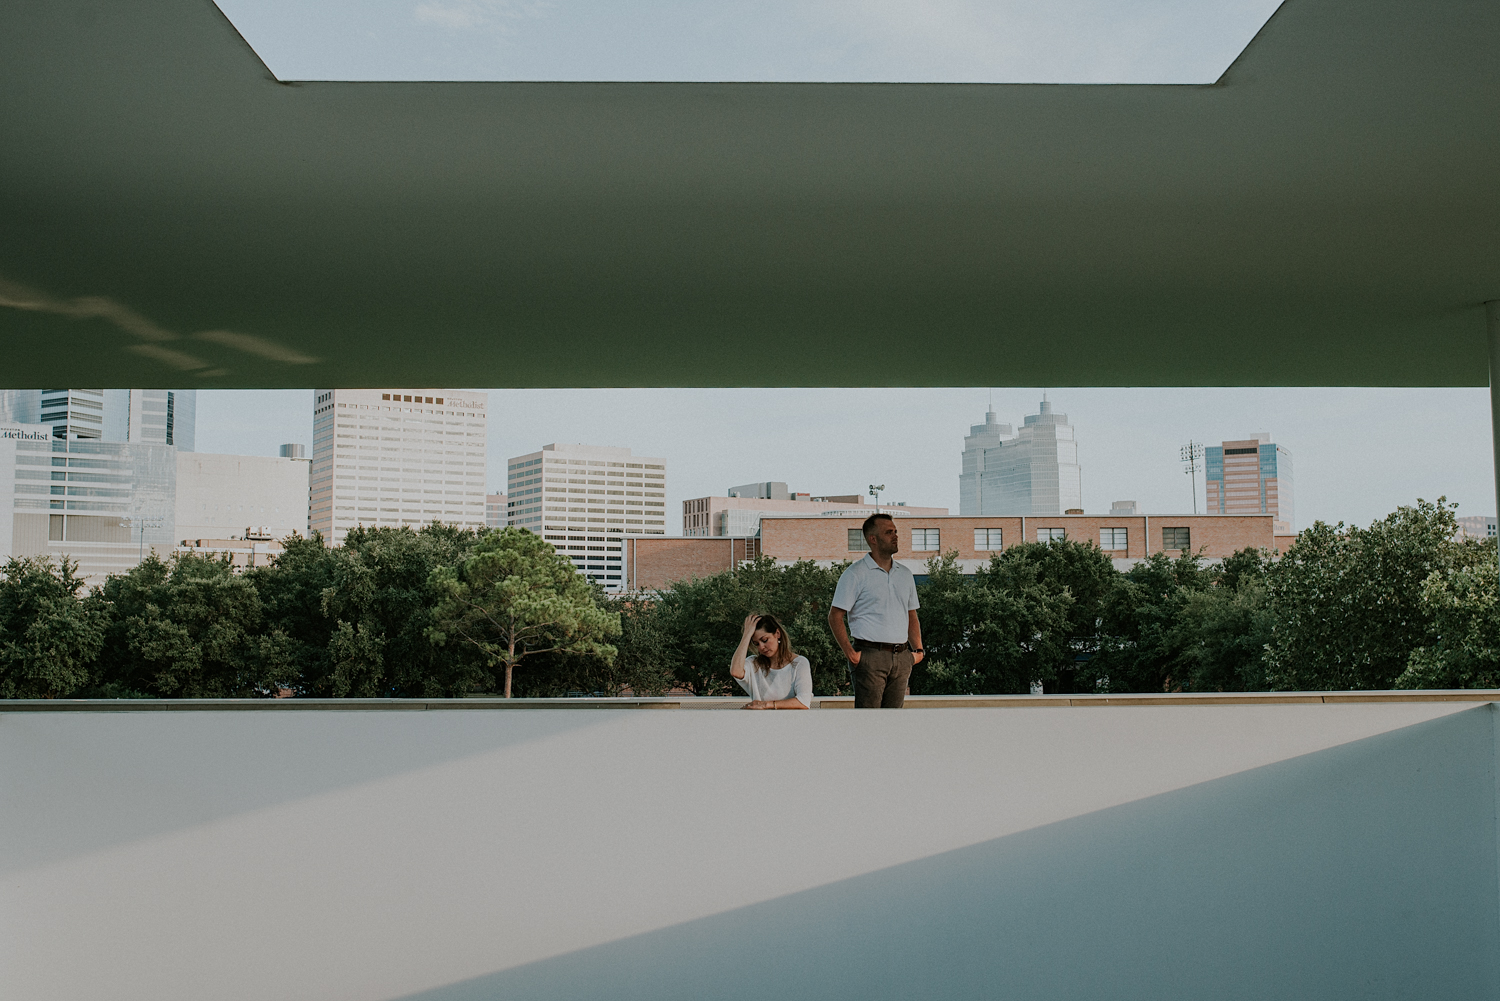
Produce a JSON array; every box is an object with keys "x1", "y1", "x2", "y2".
[
  {"x1": 213, "y1": 0, "x2": 1284, "y2": 83},
  {"x1": 195, "y1": 387, "x2": 1499, "y2": 532}
]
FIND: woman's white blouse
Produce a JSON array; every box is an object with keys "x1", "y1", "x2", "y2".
[{"x1": 736, "y1": 655, "x2": 814, "y2": 707}]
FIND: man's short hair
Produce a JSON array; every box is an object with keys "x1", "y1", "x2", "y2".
[{"x1": 862, "y1": 512, "x2": 894, "y2": 540}]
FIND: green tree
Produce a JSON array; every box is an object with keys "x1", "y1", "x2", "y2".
[
  {"x1": 93, "y1": 553, "x2": 295, "y2": 698},
  {"x1": 245, "y1": 532, "x2": 339, "y2": 692},
  {"x1": 1173, "y1": 548, "x2": 1274, "y2": 692},
  {"x1": 256, "y1": 524, "x2": 486, "y2": 698},
  {"x1": 511, "y1": 595, "x2": 679, "y2": 698},
  {"x1": 428, "y1": 527, "x2": 620, "y2": 697},
  {"x1": 1396, "y1": 537, "x2": 1500, "y2": 689},
  {"x1": 1092, "y1": 550, "x2": 1214, "y2": 693},
  {"x1": 0, "y1": 556, "x2": 105, "y2": 699},
  {"x1": 644, "y1": 555, "x2": 847, "y2": 696},
  {"x1": 1264, "y1": 498, "x2": 1463, "y2": 691},
  {"x1": 914, "y1": 551, "x2": 1073, "y2": 695},
  {"x1": 993, "y1": 540, "x2": 1119, "y2": 693}
]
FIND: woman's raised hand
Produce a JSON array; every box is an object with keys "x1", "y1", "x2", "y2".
[{"x1": 730, "y1": 613, "x2": 760, "y2": 681}]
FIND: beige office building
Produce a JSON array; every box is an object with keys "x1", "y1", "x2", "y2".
[
  {"x1": 485, "y1": 492, "x2": 507, "y2": 530},
  {"x1": 309, "y1": 389, "x2": 488, "y2": 546},
  {"x1": 506, "y1": 442, "x2": 667, "y2": 590}
]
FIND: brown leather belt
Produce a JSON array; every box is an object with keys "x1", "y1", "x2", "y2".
[{"x1": 853, "y1": 639, "x2": 909, "y2": 653}]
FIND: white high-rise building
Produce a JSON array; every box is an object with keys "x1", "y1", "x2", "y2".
[
  {"x1": 309, "y1": 389, "x2": 488, "y2": 546},
  {"x1": 958, "y1": 408, "x2": 1014, "y2": 516},
  {"x1": 959, "y1": 398, "x2": 1082, "y2": 516},
  {"x1": 0, "y1": 389, "x2": 195, "y2": 449},
  {"x1": 506, "y1": 442, "x2": 667, "y2": 590}
]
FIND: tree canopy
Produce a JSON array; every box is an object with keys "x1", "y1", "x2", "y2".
[
  {"x1": 2, "y1": 498, "x2": 1495, "y2": 700},
  {"x1": 428, "y1": 527, "x2": 620, "y2": 698}
]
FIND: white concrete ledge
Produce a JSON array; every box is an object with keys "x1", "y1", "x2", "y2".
[
  {"x1": 3, "y1": 690, "x2": 1497, "y2": 711},
  {"x1": 7, "y1": 698, "x2": 1498, "y2": 1000}
]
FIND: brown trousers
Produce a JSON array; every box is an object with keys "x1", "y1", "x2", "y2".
[{"x1": 851, "y1": 646, "x2": 913, "y2": 708}]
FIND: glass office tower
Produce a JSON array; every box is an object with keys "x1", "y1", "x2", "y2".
[
  {"x1": 0, "y1": 389, "x2": 195, "y2": 449},
  {"x1": 960, "y1": 398, "x2": 1082, "y2": 516},
  {"x1": 1205, "y1": 434, "x2": 1294, "y2": 535}
]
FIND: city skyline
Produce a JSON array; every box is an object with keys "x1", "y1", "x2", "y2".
[{"x1": 195, "y1": 387, "x2": 1498, "y2": 537}]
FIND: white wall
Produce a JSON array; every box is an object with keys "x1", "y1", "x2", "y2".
[
  {"x1": 3, "y1": 703, "x2": 1497, "y2": 1001},
  {"x1": 0, "y1": 435, "x2": 14, "y2": 560},
  {"x1": 175, "y1": 451, "x2": 309, "y2": 542}
]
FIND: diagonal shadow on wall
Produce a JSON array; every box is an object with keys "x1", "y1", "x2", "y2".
[
  {"x1": 394, "y1": 705, "x2": 1500, "y2": 1001},
  {"x1": 0, "y1": 708, "x2": 619, "y2": 875}
]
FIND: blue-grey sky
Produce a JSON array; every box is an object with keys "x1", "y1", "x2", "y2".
[
  {"x1": 214, "y1": 0, "x2": 1283, "y2": 82},
  {"x1": 196, "y1": 387, "x2": 1498, "y2": 532}
]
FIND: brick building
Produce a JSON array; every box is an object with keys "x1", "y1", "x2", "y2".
[
  {"x1": 623, "y1": 535, "x2": 760, "y2": 591},
  {"x1": 622, "y1": 513, "x2": 1282, "y2": 591},
  {"x1": 758, "y1": 513, "x2": 1277, "y2": 572}
]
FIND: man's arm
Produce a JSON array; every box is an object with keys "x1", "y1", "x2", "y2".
[
  {"x1": 828, "y1": 606, "x2": 860, "y2": 664},
  {"x1": 907, "y1": 609, "x2": 925, "y2": 665}
]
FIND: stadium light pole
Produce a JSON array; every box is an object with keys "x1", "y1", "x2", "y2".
[{"x1": 1180, "y1": 441, "x2": 1204, "y2": 515}]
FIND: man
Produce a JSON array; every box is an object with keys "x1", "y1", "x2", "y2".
[{"x1": 828, "y1": 513, "x2": 925, "y2": 708}]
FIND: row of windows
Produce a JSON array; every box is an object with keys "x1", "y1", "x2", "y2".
[
  {"x1": 509, "y1": 457, "x2": 663, "y2": 471},
  {"x1": 845, "y1": 526, "x2": 1192, "y2": 552},
  {"x1": 382, "y1": 393, "x2": 445, "y2": 404}
]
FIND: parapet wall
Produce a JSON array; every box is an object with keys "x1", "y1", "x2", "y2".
[{"x1": 5, "y1": 699, "x2": 1498, "y2": 1001}]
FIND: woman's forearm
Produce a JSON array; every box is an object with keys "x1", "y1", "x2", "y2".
[
  {"x1": 765, "y1": 697, "x2": 809, "y2": 710},
  {"x1": 729, "y1": 634, "x2": 752, "y2": 679}
]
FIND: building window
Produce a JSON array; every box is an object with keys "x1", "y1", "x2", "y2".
[
  {"x1": 1037, "y1": 528, "x2": 1066, "y2": 543},
  {"x1": 910, "y1": 528, "x2": 941, "y2": 551},
  {"x1": 847, "y1": 529, "x2": 870, "y2": 552},
  {"x1": 1162, "y1": 527, "x2": 1191, "y2": 550},
  {"x1": 1099, "y1": 528, "x2": 1128, "y2": 550},
  {"x1": 973, "y1": 528, "x2": 1003, "y2": 550}
]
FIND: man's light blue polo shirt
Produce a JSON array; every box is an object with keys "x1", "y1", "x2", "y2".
[{"x1": 831, "y1": 554, "x2": 920, "y2": 644}]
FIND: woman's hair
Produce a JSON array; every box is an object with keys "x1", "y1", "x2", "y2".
[{"x1": 750, "y1": 614, "x2": 796, "y2": 673}]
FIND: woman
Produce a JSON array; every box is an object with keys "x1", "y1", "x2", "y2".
[{"x1": 730, "y1": 612, "x2": 813, "y2": 709}]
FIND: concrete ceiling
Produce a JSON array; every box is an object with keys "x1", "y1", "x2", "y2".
[{"x1": 1, "y1": 0, "x2": 1497, "y2": 389}]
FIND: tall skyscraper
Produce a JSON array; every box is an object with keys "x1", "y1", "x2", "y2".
[
  {"x1": 122, "y1": 390, "x2": 195, "y2": 451},
  {"x1": 506, "y1": 443, "x2": 667, "y2": 590},
  {"x1": 959, "y1": 408, "x2": 1014, "y2": 515},
  {"x1": 959, "y1": 398, "x2": 1082, "y2": 516},
  {"x1": 1205, "y1": 434, "x2": 1294, "y2": 535},
  {"x1": 0, "y1": 389, "x2": 195, "y2": 449},
  {"x1": 309, "y1": 389, "x2": 488, "y2": 546}
]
